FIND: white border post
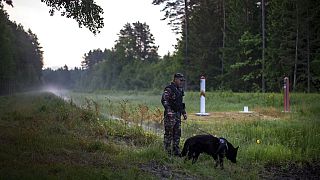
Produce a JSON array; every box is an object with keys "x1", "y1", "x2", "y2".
[{"x1": 196, "y1": 76, "x2": 209, "y2": 116}]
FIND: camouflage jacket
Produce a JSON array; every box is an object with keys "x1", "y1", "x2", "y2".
[{"x1": 161, "y1": 82, "x2": 186, "y2": 115}]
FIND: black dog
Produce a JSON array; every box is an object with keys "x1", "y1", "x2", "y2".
[{"x1": 180, "y1": 134, "x2": 239, "y2": 169}]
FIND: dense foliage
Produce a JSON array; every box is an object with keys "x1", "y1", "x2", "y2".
[
  {"x1": 0, "y1": 5, "x2": 43, "y2": 95},
  {"x1": 44, "y1": 0, "x2": 320, "y2": 93},
  {"x1": 154, "y1": 0, "x2": 320, "y2": 92}
]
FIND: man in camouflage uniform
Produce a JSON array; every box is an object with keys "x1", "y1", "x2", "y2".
[{"x1": 161, "y1": 73, "x2": 187, "y2": 156}]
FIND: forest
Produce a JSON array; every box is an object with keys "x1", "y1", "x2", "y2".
[
  {"x1": 0, "y1": 4, "x2": 43, "y2": 95},
  {"x1": 1, "y1": 0, "x2": 320, "y2": 94},
  {"x1": 1, "y1": 1, "x2": 320, "y2": 179}
]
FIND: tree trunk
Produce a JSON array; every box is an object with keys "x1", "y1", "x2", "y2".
[
  {"x1": 261, "y1": 0, "x2": 266, "y2": 93},
  {"x1": 222, "y1": 0, "x2": 226, "y2": 77},
  {"x1": 245, "y1": 0, "x2": 249, "y2": 24},
  {"x1": 293, "y1": 4, "x2": 299, "y2": 91},
  {"x1": 307, "y1": 8, "x2": 310, "y2": 93},
  {"x1": 184, "y1": 0, "x2": 189, "y2": 90}
]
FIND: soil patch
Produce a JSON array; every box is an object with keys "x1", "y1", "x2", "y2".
[
  {"x1": 139, "y1": 160, "x2": 199, "y2": 180},
  {"x1": 260, "y1": 161, "x2": 320, "y2": 179},
  {"x1": 189, "y1": 111, "x2": 283, "y2": 122}
]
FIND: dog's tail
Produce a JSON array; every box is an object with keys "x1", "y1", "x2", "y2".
[{"x1": 180, "y1": 139, "x2": 190, "y2": 157}]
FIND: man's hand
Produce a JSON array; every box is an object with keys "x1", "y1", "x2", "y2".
[{"x1": 183, "y1": 113, "x2": 187, "y2": 120}]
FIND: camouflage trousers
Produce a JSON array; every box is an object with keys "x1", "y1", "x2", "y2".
[{"x1": 163, "y1": 112, "x2": 181, "y2": 155}]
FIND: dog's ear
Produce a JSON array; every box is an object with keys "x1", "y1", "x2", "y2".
[{"x1": 236, "y1": 146, "x2": 239, "y2": 149}]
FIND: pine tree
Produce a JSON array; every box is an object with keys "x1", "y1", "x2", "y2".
[
  {"x1": 81, "y1": 49, "x2": 105, "y2": 70},
  {"x1": 114, "y1": 22, "x2": 159, "y2": 62}
]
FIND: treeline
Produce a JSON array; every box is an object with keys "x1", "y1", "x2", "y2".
[
  {"x1": 43, "y1": 21, "x2": 182, "y2": 91},
  {"x1": 1, "y1": 1, "x2": 319, "y2": 94},
  {"x1": 0, "y1": 5, "x2": 43, "y2": 95},
  {"x1": 44, "y1": 0, "x2": 320, "y2": 93}
]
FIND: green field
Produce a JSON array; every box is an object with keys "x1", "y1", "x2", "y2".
[{"x1": 0, "y1": 90, "x2": 319, "y2": 179}]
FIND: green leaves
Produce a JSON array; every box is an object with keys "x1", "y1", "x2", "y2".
[
  {"x1": 41, "y1": 0, "x2": 104, "y2": 34},
  {"x1": 152, "y1": 0, "x2": 187, "y2": 33}
]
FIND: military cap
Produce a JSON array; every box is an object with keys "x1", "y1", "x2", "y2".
[{"x1": 174, "y1": 73, "x2": 185, "y2": 81}]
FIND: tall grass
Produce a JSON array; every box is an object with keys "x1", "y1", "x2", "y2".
[
  {"x1": 1, "y1": 90, "x2": 319, "y2": 179},
  {"x1": 69, "y1": 90, "x2": 320, "y2": 165},
  {"x1": 0, "y1": 92, "x2": 157, "y2": 179}
]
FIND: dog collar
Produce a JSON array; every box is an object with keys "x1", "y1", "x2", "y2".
[{"x1": 219, "y1": 138, "x2": 228, "y2": 151}]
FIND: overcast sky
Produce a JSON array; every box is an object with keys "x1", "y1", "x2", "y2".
[{"x1": 4, "y1": 0, "x2": 179, "y2": 69}]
